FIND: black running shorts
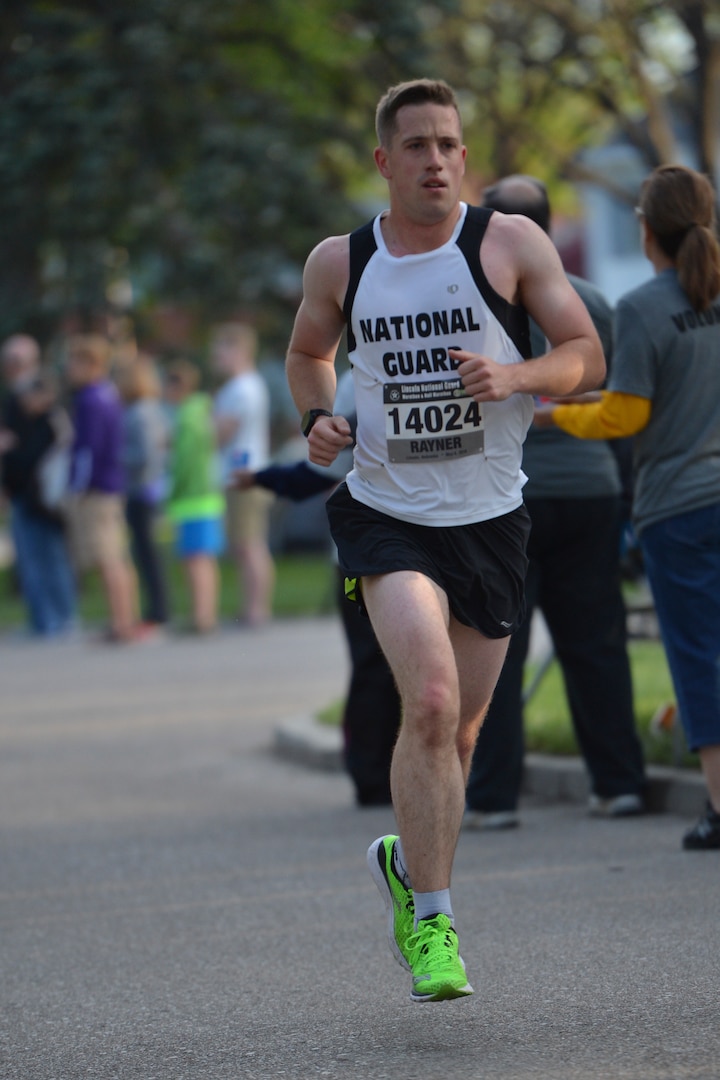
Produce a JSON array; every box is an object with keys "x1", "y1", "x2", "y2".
[{"x1": 326, "y1": 482, "x2": 531, "y2": 638}]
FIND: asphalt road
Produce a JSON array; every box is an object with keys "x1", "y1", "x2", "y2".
[{"x1": 1, "y1": 617, "x2": 718, "y2": 1080}]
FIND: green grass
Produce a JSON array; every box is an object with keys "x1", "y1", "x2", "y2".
[
  {"x1": 523, "y1": 639, "x2": 696, "y2": 769},
  {"x1": 315, "y1": 638, "x2": 697, "y2": 771},
  {"x1": 0, "y1": 544, "x2": 336, "y2": 631}
]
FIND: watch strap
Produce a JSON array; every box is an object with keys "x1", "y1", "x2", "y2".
[{"x1": 301, "y1": 408, "x2": 333, "y2": 437}]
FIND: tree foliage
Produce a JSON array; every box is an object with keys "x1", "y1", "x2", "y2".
[
  {"x1": 438, "y1": 1, "x2": 719, "y2": 205},
  {"x1": 0, "y1": 0, "x2": 716, "y2": 345},
  {"x1": 0, "y1": 0, "x2": 451, "y2": 343}
]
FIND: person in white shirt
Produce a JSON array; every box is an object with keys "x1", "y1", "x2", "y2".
[{"x1": 212, "y1": 322, "x2": 274, "y2": 627}]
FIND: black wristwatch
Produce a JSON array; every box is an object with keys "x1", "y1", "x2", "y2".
[{"x1": 301, "y1": 408, "x2": 333, "y2": 437}]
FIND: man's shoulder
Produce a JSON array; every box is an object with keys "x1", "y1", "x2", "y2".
[
  {"x1": 303, "y1": 232, "x2": 356, "y2": 315},
  {"x1": 483, "y1": 206, "x2": 540, "y2": 241},
  {"x1": 309, "y1": 231, "x2": 352, "y2": 267},
  {"x1": 481, "y1": 208, "x2": 553, "y2": 272}
]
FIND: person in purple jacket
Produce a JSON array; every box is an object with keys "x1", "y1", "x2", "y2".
[{"x1": 65, "y1": 334, "x2": 139, "y2": 642}]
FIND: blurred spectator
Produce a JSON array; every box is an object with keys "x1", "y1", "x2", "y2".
[
  {"x1": 164, "y1": 359, "x2": 224, "y2": 634},
  {"x1": 65, "y1": 333, "x2": 139, "y2": 643},
  {"x1": 543, "y1": 164, "x2": 720, "y2": 850},
  {"x1": 116, "y1": 357, "x2": 170, "y2": 634},
  {"x1": 464, "y1": 175, "x2": 645, "y2": 829},
  {"x1": 232, "y1": 371, "x2": 401, "y2": 805},
  {"x1": 0, "y1": 334, "x2": 76, "y2": 637},
  {"x1": 212, "y1": 322, "x2": 274, "y2": 627}
]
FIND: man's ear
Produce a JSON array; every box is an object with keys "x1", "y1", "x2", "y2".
[{"x1": 374, "y1": 145, "x2": 392, "y2": 180}]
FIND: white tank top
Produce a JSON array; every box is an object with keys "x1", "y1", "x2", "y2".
[{"x1": 343, "y1": 203, "x2": 533, "y2": 526}]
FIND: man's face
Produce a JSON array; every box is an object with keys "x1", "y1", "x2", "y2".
[
  {"x1": 375, "y1": 103, "x2": 466, "y2": 224},
  {"x1": 2, "y1": 345, "x2": 37, "y2": 392},
  {"x1": 66, "y1": 350, "x2": 96, "y2": 388}
]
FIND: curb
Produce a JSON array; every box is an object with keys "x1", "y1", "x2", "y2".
[
  {"x1": 274, "y1": 714, "x2": 707, "y2": 818},
  {"x1": 274, "y1": 714, "x2": 346, "y2": 773}
]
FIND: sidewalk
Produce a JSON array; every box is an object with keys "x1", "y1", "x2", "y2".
[
  {"x1": 274, "y1": 603, "x2": 706, "y2": 820},
  {"x1": 274, "y1": 712, "x2": 707, "y2": 817}
]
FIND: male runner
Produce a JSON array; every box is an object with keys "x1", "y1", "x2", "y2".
[{"x1": 286, "y1": 79, "x2": 604, "y2": 1002}]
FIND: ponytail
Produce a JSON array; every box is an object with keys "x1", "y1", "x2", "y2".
[
  {"x1": 639, "y1": 165, "x2": 720, "y2": 312},
  {"x1": 676, "y1": 224, "x2": 720, "y2": 313}
]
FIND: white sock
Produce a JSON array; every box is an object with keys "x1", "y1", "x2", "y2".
[{"x1": 413, "y1": 889, "x2": 454, "y2": 926}]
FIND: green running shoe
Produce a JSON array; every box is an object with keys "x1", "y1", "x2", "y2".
[
  {"x1": 367, "y1": 834, "x2": 415, "y2": 971},
  {"x1": 405, "y1": 914, "x2": 474, "y2": 1003}
]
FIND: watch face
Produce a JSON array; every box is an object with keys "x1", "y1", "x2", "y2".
[{"x1": 302, "y1": 409, "x2": 331, "y2": 436}]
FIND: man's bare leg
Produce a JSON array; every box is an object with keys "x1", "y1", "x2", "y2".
[
  {"x1": 450, "y1": 615, "x2": 510, "y2": 784},
  {"x1": 362, "y1": 571, "x2": 509, "y2": 894}
]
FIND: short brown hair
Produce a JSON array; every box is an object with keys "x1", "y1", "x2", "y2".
[
  {"x1": 638, "y1": 165, "x2": 720, "y2": 312},
  {"x1": 375, "y1": 79, "x2": 461, "y2": 148}
]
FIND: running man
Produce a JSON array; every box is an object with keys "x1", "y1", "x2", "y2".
[{"x1": 285, "y1": 79, "x2": 605, "y2": 1002}]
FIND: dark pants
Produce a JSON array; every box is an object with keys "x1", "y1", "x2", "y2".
[
  {"x1": 125, "y1": 496, "x2": 169, "y2": 625},
  {"x1": 466, "y1": 495, "x2": 645, "y2": 811},
  {"x1": 10, "y1": 497, "x2": 76, "y2": 635},
  {"x1": 335, "y1": 570, "x2": 401, "y2": 806}
]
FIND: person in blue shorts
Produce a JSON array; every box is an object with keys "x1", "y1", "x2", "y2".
[{"x1": 165, "y1": 359, "x2": 224, "y2": 633}]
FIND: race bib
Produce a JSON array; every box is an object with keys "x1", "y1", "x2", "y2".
[{"x1": 384, "y1": 379, "x2": 483, "y2": 463}]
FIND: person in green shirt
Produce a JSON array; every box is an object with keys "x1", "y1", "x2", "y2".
[{"x1": 165, "y1": 359, "x2": 224, "y2": 633}]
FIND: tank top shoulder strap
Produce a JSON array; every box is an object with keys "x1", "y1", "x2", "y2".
[
  {"x1": 456, "y1": 205, "x2": 532, "y2": 359},
  {"x1": 343, "y1": 219, "x2": 378, "y2": 353}
]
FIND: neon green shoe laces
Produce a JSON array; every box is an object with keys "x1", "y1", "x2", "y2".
[{"x1": 406, "y1": 914, "x2": 474, "y2": 1002}]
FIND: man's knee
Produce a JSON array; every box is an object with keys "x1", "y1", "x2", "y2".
[{"x1": 402, "y1": 679, "x2": 459, "y2": 749}]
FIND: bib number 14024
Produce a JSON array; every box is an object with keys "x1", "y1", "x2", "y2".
[{"x1": 383, "y1": 380, "x2": 484, "y2": 463}]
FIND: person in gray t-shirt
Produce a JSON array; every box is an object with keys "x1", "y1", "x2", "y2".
[
  {"x1": 465, "y1": 176, "x2": 645, "y2": 828},
  {"x1": 547, "y1": 165, "x2": 720, "y2": 850}
]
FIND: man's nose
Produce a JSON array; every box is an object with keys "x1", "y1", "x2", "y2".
[{"x1": 426, "y1": 143, "x2": 443, "y2": 168}]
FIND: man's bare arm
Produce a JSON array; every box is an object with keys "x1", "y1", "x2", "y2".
[
  {"x1": 456, "y1": 214, "x2": 605, "y2": 402},
  {"x1": 285, "y1": 235, "x2": 353, "y2": 465}
]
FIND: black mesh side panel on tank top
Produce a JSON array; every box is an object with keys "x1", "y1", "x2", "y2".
[
  {"x1": 455, "y1": 206, "x2": 532, "y2": 360},
  {"x1": 343, "y1": 220, "x2": 378, "y2": 354}
]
